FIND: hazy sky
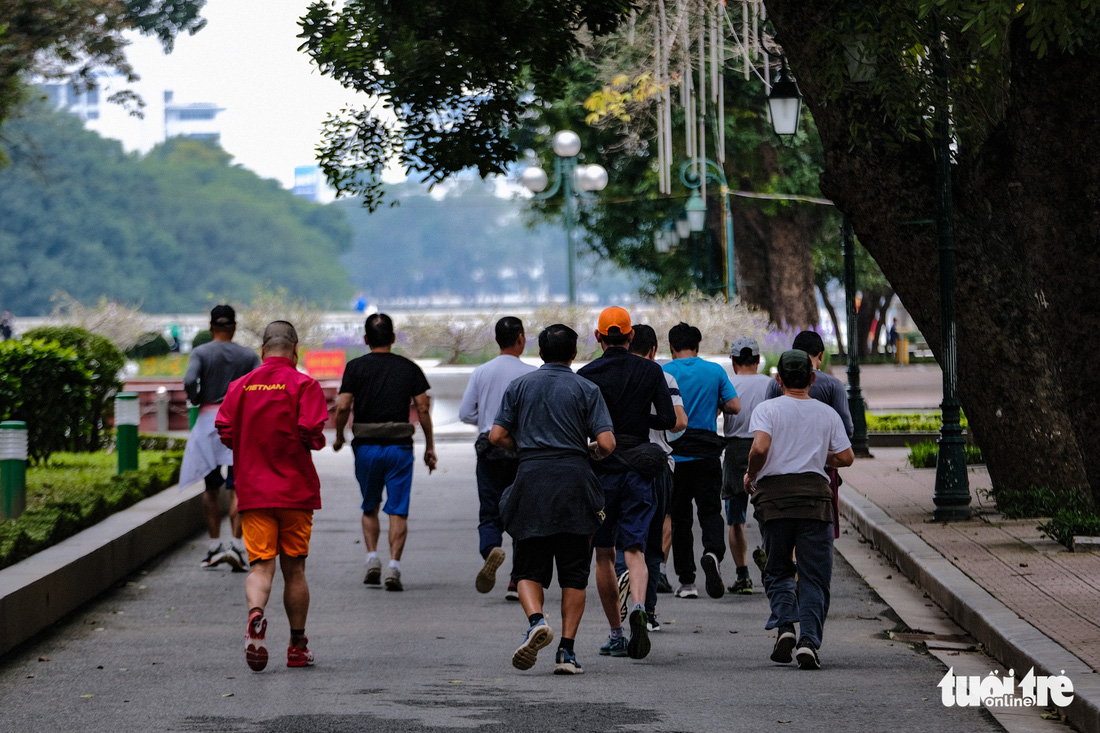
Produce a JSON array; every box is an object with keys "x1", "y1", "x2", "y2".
[{"x1": 100, "y1": 0, "x2": 371, "y2": 191}]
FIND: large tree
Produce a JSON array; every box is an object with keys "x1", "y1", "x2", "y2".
[{"x1": 764, "y1": 1, "x2": 1100, "y2": 495}]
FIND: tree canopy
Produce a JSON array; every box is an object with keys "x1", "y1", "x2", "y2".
[{"x1": 0, "y1": 103, "x2": 354, "y2": 314}]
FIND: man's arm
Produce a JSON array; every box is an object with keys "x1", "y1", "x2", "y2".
[
  {"x1": 743, "y1": 430, "x2": 771, "y2": 494},
  {"x1": 672, "y1": 404, "x2": 688, "y2": 433},
  {"x1": 590, "y1": 430, "x2": 616, "y2": 461},
  {"x1": 414, "y1": 392, "x2": 437, "y2": 472},
  {"x1": 457, "y1": 372, "x2": 480, "y2": 426},
  {"x1": 720, "y1": 396, "x2": 741, "y2": 415},
  {"x1": 298, "y1": 380, "x2": 329, "y2": 451},
  {"x1": 827, "y1": 447, "x2": 855, "y2": 468},
  {"x1": 214, "y1": 388, "x2": 236, "y2": 448},
  {"x1": 332, "y1": 393, "x2": 353, "y2": 452},
  {"x1": 489, "y1": 424, "x2": 516, "y2": 452},
  {"x1": 183, "y1": 352, "x2": 202, "y2": 405},
  {"x1": 648, "y1": 374, "x2": 677, "y2": 430},
  {"x1": 828, "y1": 377, "x2": 854, "y2": 437}
]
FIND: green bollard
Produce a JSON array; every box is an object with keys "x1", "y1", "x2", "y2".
[
  {"x1": 0, "y1": 421, "x2": 27, "y2": 519},
  {"x1": 115, "y1": 392, "x2": 140, "y2": 474}
]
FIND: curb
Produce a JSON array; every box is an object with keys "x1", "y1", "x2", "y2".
[
  {"x1": 839, "y1": 484, "x2": 1100, "y2": 732},
  {"x1": 0, "y1": 484, "x2": 204, "y2": 658}
]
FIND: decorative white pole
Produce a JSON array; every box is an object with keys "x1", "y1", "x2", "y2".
[
  {"x1": 0, "y1": 421, "x2": 28, "y2": 519},
  {"x1": 115, "y1": 393, "x2": 140, "y2": 474}
]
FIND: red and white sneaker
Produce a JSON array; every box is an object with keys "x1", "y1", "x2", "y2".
[
  {"x1": 287, "y1": 639, "x2": 315, "y2": 668},
  {"x1": 245, "y1": 611, "x2": 268, "y2": 671}
]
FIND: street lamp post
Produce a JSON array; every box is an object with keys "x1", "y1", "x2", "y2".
[
  {"x1": 930, "y1": 13, "x2": 971, "y2": 521},
  {"x1": 521, "y1": 131, "x2": 608, "y2": 305},
  {"x1": 842, "y1": 216, "x2": 871, "y2": 457},
  {"x1": 680, "y1": 159, "x2": 737, "y2": 301}
]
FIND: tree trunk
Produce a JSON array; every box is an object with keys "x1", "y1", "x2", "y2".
[
  {"x1": 766, "y1": 4, "x2": 1094, "y2": 495},
  {"x1": 737, "y1": 201, "x2": 819, "y2": 329},
  {"x1": 818, "y1": 280, "x2": 845, "y2": 357}
]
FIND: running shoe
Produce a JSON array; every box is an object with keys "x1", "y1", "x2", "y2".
[
  {"x1": 646, "y1": 611, "x2": 661, "y2": 633},
  {"x1": 701, "y1": 552, "x2": 725, "y2": 599},
  {"x1": 796, "y1": 640, "x2": 821, "y2": 670},
  {"x1": 553, "y1": 647, "x2": 584, "y2": 675},
  {"x1": 363, "y1": 556, "x2": 382, "y2": 586},
  {"x1": 245, "y1": 611, "x2": 268, "y2": 671},
  {"x1": 729, "y1": 577, "x2": 753, "y2": 595},
  {"x1": 287, "y1": 639, "x2": 315, "y2": 668},
  {"x1": 599, "y1": 635, "x2": 628, "y2": 657},
  {"x1": 384, "y1": 567, "x2": 403, "y2": 592},
  {"x1": 512, "y1": 619, "x2": 554, "y2": 670},
  {"x1": 656, "y1": 572, "x2": 673, "y2": 594},
  {"x1": 752, "y1": 546, "x2": 768, "y2": 576},
  {"x1": 222, "y1": 546, "x2": 248, "y2": 573},
  {"x1": 627, "y1": 608, "x2": 651, "y2": 660},
  {"x1": 674, "y1": 583, "x2": 698, "y2": 599},
  {"x1": 201, "y1": 544, "x2": 225, "y2": 569},
  {"x1": 476, "y1": 546, "x2": 505, "y2": 594},
  {"x1": 770, "y1": 624, "x2": 796, "y2": 664},
  {"x1": 505, "y1": 580, "x2": 520, "y2": 602},
  {"x1": 617, "y1": 570, "x2": 630, "y2": 623}
]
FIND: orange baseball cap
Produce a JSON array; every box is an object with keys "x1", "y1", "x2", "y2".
[{"x1": 597, "y1": 306, "x2": 632, "y2": 336}]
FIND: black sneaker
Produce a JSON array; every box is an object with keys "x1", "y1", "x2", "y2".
[
  {"x1": 796, "y1": 640, "x2": 821, "y2": 670},
  {"x1": 770, "y1": 625, "x2": 797, "y2": 663},
  {"x1": 729, "y1": 576, "x2": 753, "y2": 595},
  {"x1": 656, "y1": 572, "x2": 673, "y2": 594},
  {"x1": 700, "y1": 552, "x2": 724, "y2": 599},
  {"x1": 646, "y1": 611, "x2": 661, "y2": 633},
  {"x1": 627, "y1": 608, "x2": 651, "y2": 660}
]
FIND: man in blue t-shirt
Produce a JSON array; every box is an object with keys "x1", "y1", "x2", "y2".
[{"x1": 662, "y1": 322, "x2": 740, "y2": 599}]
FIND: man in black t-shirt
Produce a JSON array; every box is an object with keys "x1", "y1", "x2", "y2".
[{"x1": 334, "y1": 313, "x2": 436, "y2": 591}]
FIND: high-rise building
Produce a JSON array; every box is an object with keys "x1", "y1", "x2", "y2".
[{"x1": 162, "y1": 90, "x2": 225, "y2": 143}]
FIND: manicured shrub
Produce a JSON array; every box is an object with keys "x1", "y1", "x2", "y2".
[
  {"x1": 0, "y1": 339, "x2": 92, "y2": 463},
  {"x1": 22, "y1": 326, "x2": 125, "y2": 451},
  {"x1": 906, "y1": 439, "x2": 983, "y2": 468},
  {"x1": 126, "y1": 332, "x2": 171, "y2": 359},
  {"x1": 192, "y1": 329, "x2": 213, "y2": 349}
]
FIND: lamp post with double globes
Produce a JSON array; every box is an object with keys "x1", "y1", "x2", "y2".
[{"x1": 520, "y1": 131, "x2": 608, "y2": 305}]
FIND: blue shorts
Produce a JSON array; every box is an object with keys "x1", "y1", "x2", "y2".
[
  {"x1": 722, "y1": 437, "x2": 752, "y2": 525},
  {"x1": 725, "y1": 495, "x2": 748, "y2": 525},
  {"x1": 353, "y1": 444, "x2": 414, "y2": 516},
  {"x1": 592, "y1": 471, "x2": 656, "y2": 552}
]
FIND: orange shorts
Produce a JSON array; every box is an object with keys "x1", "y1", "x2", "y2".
[{"x1": 241, "y1": 508, "x2": 314, "y2": 563}]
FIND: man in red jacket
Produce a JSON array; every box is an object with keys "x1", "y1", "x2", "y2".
[{"x1": 216, "y1": 321, "x2": 329, "y2": 672}]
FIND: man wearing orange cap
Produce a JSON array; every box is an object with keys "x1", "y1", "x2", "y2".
[{"x1": 578, "y1": 307, "x2": 676, "y2": 660}]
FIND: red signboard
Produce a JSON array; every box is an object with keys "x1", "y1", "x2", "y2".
[{"x1": 303, "y1": 350, "x2": 346, "y2": 379}]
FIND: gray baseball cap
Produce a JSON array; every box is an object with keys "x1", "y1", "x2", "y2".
[{"x1": 729, "y1": 337, "x2": 760, "y2": 357}]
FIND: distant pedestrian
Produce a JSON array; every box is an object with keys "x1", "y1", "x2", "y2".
[
  {"x1": 662, "y1": 322, "x2": 739, "y2": 599},
  {"x1": 333, "y1": 313, "x2": 436, "y2": 592},
  {"x1": 721, "y1": 337, "x2": 773, "y2": 594},
  {"x1": 624, "y1": 324, "x2": 687, "y2": 633},
  {"x1": 578, "y1": 308, "x2": 676, "y2": 661},
  {"x1": 489, "y1": 324, "x2": 615, "y2": 675},
  {"x1": 887, "y1": 318, "x2": 899, "y2": 357},
  {"x1": 744, "y1": 349, "x2": 854, "y2": 670},
  {"x1": 215, "y1": 321, "x2": 329, "y2": 671},
  {"x1": 180, "y1": 305, "x2": 261, "y2": 570},
  {"x1": 458, "y1": 316, "x2": 536, "y2": 599},
  {"x1": 0, "y1": 310, "x2": 13, "y2": 340}
]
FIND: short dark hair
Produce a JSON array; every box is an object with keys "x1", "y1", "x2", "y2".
[
  {"x1": 365, "y1": 313, "x2": 395, "y2": 348},
  {"x1": 668, "y1": 322, "x2": 702, "y2": 352},
  {"x1": 600, "y1": 326, "x2": 630, "y2": 347},
  {"x1": 791, "y1": 330, "x2": 825, "y2": 358},
  {"x1": 262, "y1": 320, "x2": 298, "y2": 352},
  {"x1": 628, "y1": 324, "x2": 658, "y2": 355},
  {"x1": 732, "y1": 349, "x2": 760, "y2": 367},
  {"x1": 495, "y1": 317, "x2": 524, "y2": 349},
  {"x1": 538, "y1": 324, "x2": 577, "y2": 363}
]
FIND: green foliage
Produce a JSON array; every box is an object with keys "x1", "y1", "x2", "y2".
[
  {"x1": 0, "y1": 339, "x2": 92, "y2": 463},
  {"x1": 985, "y1": 483, "x2": 1100, "y2": 549},
  {"x1": 867, "y1": 412, "x2": 969, "y2": 432},
  {"x1": 21, "y1": 326, "x2": 125, "y2": 451},
  {"x1": 298, "y1": 0, "x2": 636, "y2": 209},
  {"x1": 0, "y1": 449, "x2": 182, "y2": 570},
  {"x1": 906, "y1": 439, "x2": 983, "y2": 468},
  {"x1": 1039, "y1": 511, "x2": 1100, "y2": 550},
  {"x1": 192, "y1": 330, "x2": 213, "y2": 349},
  {"x1": 126, "y1": 332, "x2": 171, "y2": 359},
  {"x1": 0, "y1": 105, "x2": 355, "y2": 315}
]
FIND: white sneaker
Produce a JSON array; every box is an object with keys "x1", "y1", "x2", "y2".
[{"x1": 675, "y1": 583, "x2": 698, "y2": 599}]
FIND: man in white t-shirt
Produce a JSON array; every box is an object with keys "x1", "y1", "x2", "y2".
[
  {"x1": 721, "y1": 337, "x2": 773, "y2": 594},
  {"x1": 459, "y1": 317, "x2": 537, "y2": 599},
  {"x1": 744, "y1": 349, "x2": 854, "y2": 671}
]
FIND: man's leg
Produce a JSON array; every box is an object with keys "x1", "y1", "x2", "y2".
[
  {"x1": 361, "y1": 509, "x2": 381, "y2": 552},
  {"x1": 559, "y1": 588, "x2": 587, "y2": 640},
  {"x1": 245, "y1": 559, "x2": 277, "y2": 614},
  {"x1": 380, "y1": 446, "x2": 414, "y2": 586},
  {"x1": 203, "y1": 468, "x2": 224, "y2": 539},
  {"x1": 793, "y1": 520, "x2": 834, "y2": 651},
  {"x1": 355, "y1": 444, "x2": 386, "y2": 584},
  {"x1": 227, "y1": 466, "x2": 242, "y2": 540},
  {"x1": 512, "y1": 537, "x2": 554, "y2": 671},
  {"x1": 695, "y1": 458, "x2": 726, "y2": 561},
  {"x1": 594, "y1": 546, "x2": 622, "y2": 628},
  {"x1": 280, "y1": 555, "x2": 310, "y2": 642},
  {"x1": 475, "y1": 456, "x2": 515, "y2": 593},
  {"x1": 669, "y1": 462, "x2": 697, "y2": 587},
  {"x1": 388, "y1": 514, "x2": 408, "y2": 560}
]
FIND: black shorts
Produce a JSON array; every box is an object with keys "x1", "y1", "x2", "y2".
[{"x1": 513, "y1": 533, "x2": 593, "y2": 590}]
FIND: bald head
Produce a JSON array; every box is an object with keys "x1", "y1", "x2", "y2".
[{"x1": 262, "y1": 320, "x2": 298, "y2": 359}]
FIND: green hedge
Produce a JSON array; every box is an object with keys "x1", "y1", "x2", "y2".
[
  {"x1": 986, "y1": 484, "x2": 1100, "y2": 549},
  {"x1": 0, "y1": 449, "x2": 183, "y2": 570},
  {"x1": 867, "y1": 412, "x2": 968, "y2": 433},
  {"x1": 906, "y1": 439, "x2": 984, "y2": 468}
]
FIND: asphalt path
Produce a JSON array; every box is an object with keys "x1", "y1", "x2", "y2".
[{"x1": 0, "y1": 442, "x2": 1001, "y2": 732}]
